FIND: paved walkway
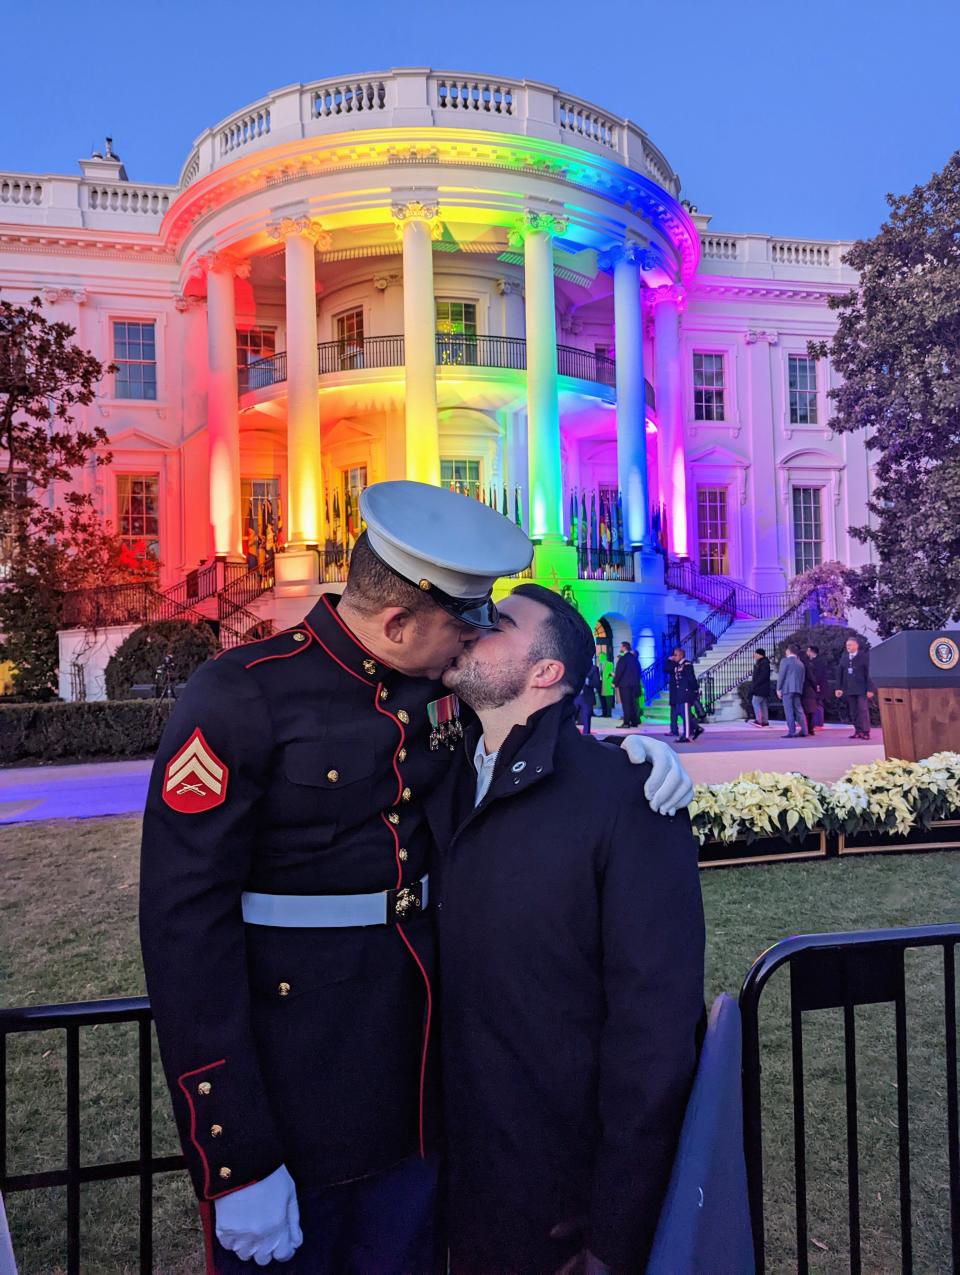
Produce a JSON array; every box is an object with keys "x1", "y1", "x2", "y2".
[{"x1": 0, "y1": 723, "x2": 884, "y2": 824}]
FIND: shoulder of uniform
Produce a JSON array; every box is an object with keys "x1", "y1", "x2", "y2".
[{"x1": 214, "y1": 626, "x2": 314, "y2": 671}]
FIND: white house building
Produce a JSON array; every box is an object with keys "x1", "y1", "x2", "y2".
[{"x1": 0, "y1": 70, "x2": 869, "y2": 705}]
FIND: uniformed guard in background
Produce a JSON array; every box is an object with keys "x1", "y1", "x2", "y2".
[{"x1": 140, "y1": 480, "x2": 695, "y2": 1273}]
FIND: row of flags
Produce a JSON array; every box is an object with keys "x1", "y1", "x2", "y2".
[
  {"x1": 569, "y1": 487, "x2": 625, "y2": 563},
  {"x1": 244, "y1": 499, "x2": 283, "y2": 581},
  {"x1": 449, "y1": 481, "x2": 524, "y2": 530}
]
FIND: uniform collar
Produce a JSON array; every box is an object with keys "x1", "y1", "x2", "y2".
[{"x1": 302, "y1": 593, "x2": 395, "y2": 687}]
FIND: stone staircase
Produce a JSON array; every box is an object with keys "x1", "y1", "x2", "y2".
[{"x1": 644, "y1": 616, "x2": 772, "y2": 724}]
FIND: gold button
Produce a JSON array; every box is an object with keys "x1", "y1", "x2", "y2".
[
  {"x1": 397, "y1": 710, "x2": 410, "y2": 724},
  {"x1": 219, "y1": 1166, "x2": 232, "y2": 1181},
  {"x1": 278, "y1": 982, "x2": 291, "y2": 997},
  {"x1": 210, "y1": 1124, "x2": 223, "y2": 1138},
  {"x1": 197, "y1": 1081, "x2": 212, "y2": 1096},
  {"x1": 363, "y1": 659, "x2": 376, "y2": 675},
  {"x1": 292, "y1": 632, "x2": 306, "y2": 643},
  {"x1": 401, "y1": 787, "x2": 412, "y2": 802},
  {"x1": 387, "y1": 812, "x2": 400, "y2": 825},
  {"x1": 379, "y1": 688, "x2": 389, "y2": 701},
  {"x1": 399, "y1": 848, "x2": 408, "y2": 861},
  {"x1": 327, "y1": 769, "x2": 339, "y2": 783},
  {"x1": 397, "y1": 748, "x2": 407, "y2": 763}
]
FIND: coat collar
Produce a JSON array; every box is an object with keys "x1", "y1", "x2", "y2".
[
  {"x1": 301, "y1": 593, "x2": 396, "y2": 688},
  {"x1": 427, "y1": 697, "x2": 576, "y2": 849}
]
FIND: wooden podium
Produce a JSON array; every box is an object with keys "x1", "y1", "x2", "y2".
[{"x1": 870, "y1": 630, "x2": 960, "y2": 760}]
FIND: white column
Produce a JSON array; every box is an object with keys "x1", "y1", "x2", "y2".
[
  {"x1": 203, "y1": 254, "x2": 246, "y2": 559},
  {"x1": 744, "y1": 328, "x2": 787, "y2": 591},
  {"x1": 514, "y1": 211, "x2": 566, "y2": 541},
  {"x1": 612, "y1": 245, "x2": 651, "y2": 549},
  {"x1": 393, "y1": 200, "x2": 440, "y2": 485},
  {"x1": 652, "y1": 285, "x2": 689, "y2": 558},
  {"x1": 268, "y1": 215, "x2": 325, "y2": 546}
]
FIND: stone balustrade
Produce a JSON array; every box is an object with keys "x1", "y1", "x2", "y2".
[
  {"x1": 177, "y1": 69, "x2": 680, "y2": 196},
  {"x1": 0, "y1": 172, "x2": 176, "y2": 229},
  {"x1": 699, "y1": 230, "x2": 857, "y2": 280}
]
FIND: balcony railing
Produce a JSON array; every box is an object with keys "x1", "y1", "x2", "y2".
[
  {"x1": 576, "y1": 547, "x2": 635, "y2": 582},
  {"x1": 240, "y1": 336, "x2": 634, "y2": 395}
]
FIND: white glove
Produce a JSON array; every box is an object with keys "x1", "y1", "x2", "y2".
[
  {"x1": 215, "y1": 1163, "x2": 303, "y2": 1266},
  {"x1": 621, "y1": 734, "x2": 694, "y2": 816}
]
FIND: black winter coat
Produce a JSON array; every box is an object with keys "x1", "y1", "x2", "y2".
[
  {"x1": 426, "y1": 699, "x2": 705, "y2": 1273},
  {"x1": 750, "y1": 656, "x2": 772, "y2": 698},
  {"x1": 140, "y1": 594, "x2": 459, "y2": 1202},
  {"x1": 613, "y1": 649, "x2": 641, "y2": 689}
]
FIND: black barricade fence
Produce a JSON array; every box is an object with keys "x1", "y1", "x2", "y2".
[
  {"x1": 4, "y1": 926, "x2": 960, "y2": 1273},
  {"x1": 740, "y1": 925, "x2": 960, "y2": 1275}
]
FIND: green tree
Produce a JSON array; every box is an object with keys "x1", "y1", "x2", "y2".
[
  {"x1": 810, "y1": 153, "x2": 960, "y2": 636},
  {"x1": 0, "y1": 297, "x2": 152, "y2": 698}
]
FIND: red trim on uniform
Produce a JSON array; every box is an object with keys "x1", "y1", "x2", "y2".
[
  {"x1": 321, "y1": 593, "x2": 384, "y2": 661},
  {"x1": 303, "y1": 619, "x2": 376, "y2": 686},
  {"x1": 396, "y1": 923, "x2": 433, "y2": 1160},
  {"x1": 176, "y1": 1059, "x2": 259, "y2": 1201},
  {"x1": 243, "y1": 631, "x2": 313, "y2": 668},
  {"x1": 198, "y1": 1200, "x2": 218, "y2": 1274},
  {"x1": 374, "y1": 681, "x2": 406, "y2": 806}
]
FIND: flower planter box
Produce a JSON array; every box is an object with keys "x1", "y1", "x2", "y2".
[
  {"x1": 699, "y1": 830, "x2": 829, "y2": 870},
  {"x1": 838, "y1": 818, "x2": 960, "y2": 856}
]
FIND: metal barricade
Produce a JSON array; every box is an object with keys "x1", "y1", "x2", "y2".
[
  {"x1": 0, "y1": 997, "x2": 184, "y2": 1275},
  {"x1": 740, "y1": 924, "x2": 960, "y2": 1274}
]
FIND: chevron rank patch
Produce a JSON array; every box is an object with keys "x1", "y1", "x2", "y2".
[{"x1": 163, "y1": 728, "x2": 229, "y2": 814}]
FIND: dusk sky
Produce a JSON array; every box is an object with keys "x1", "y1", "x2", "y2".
[{"x1": 4, "y1": 0, "x2": 958, "y2": 244}]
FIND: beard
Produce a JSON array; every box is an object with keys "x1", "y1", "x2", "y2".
[{"x1": 443, "y1": 653, "x2": 532, "y2": 710}]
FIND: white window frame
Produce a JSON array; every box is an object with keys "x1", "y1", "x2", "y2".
[
  {"x1": 100, "y1": 309, "x2": 167, "y2": 405},
  {"x1": 788, "y1": 354, "x2": 819, "y2": 426},
  {"x1": 790, "y1": 484, "x2": 825, "y2": 574},
  {"x1": 692, "y1": 352, "x2": 726, "y2": 422},
  {"x1": 115, "y1": 471, "x2": 161, "y2": 562},
  {"x1": 695, "y1": 484, "x2": 731, "y2": 575}
]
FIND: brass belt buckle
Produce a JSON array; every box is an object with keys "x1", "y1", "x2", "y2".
[{"x1": 387, "y1": 882, "x2": 423, "y2": 924}]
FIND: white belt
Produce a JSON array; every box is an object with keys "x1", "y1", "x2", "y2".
[{"x1": 241, "y1": 875, "x2": 429, "y2": 928}]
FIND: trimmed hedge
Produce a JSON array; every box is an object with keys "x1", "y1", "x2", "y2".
[
  {"x1": 105, "y1": 620, "x2": 217, "y2": 701},
  {"x1": 0, "y1": 699, "x2": 174, "y2": 764}
]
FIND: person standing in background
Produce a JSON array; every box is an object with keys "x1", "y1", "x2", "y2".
[
  {"x1": 835, "y1": 637, "x2": 874, "y2": 739},
  {"x1": 777, "y1": 645, "x2": 809, "y2": 739},
  {"x1": 671, "y1": 649, "x2": 703, "y2": 744},
  {"x1": 750, "y1": 648, "x2": 771, "y2": 727},
  {"x1": 573, "y1": 659, "x2": 602, "y2": 735},
  {"x1": 597, "y1": 647, "x2": 615, "y2": 718},
  {"x1": 614, "y1": 640, "x2": 642, "y2": 729},
  {"x1": 806, "y1": 644, "x2": 830, "y2": 730}
]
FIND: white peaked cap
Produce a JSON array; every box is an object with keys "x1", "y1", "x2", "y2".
[{"x1": 359, "y1": 481, "x2": 533, "y2": 627}]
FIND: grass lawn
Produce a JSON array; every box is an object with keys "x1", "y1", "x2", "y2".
[{"x1": 1, "y1": 817, "x2": 958, "y2": 1274}]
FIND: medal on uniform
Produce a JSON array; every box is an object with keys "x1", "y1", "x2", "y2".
[{"x1": 427, "y1": 693, "x2": 463, "y2": 751}]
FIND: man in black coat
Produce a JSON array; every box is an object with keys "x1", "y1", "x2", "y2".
[
  {"x1": 573, "y1": 659, "x2": 602, "y2": 734},
  {"x1": 749, "y1": 648, "x2": 772, "y2": 727},
  {"x1": 613, "y1": 640, "x2": 642, "y2": 727},
  {"x1": 433, "y1": 585, "x2": 706, "y2": 1274},
  {"x1": 835, "y1": 636, "x2": 874, "y2": 739},
  {"x1": 140, "y1": 483, "x2": 697, "y2": 1273},
  {"x1": 804, "y1": 643, "x2": 830, "y2": 733}
]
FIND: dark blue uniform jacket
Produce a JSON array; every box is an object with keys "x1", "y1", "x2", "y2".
[
  {"x1": 672, "y1": 659, "x2": 700, "y2": 706},
  {"x1": 426, "y1": 698, "x2": 705, "y2": 1273},
  {"x1": 140, "y1": 594, "x2": 460, "y2": 1203}
]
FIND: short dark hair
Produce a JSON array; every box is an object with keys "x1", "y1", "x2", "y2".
[
  {"x1": 341, "y1": 532, "x2": 437, "y2": 619},
  {"x1": 785, "y1": 644, "x2": 799, "y2": 656},
  {"x1": 512, "y1": 584, "x2": 596, "y2": 694},
  {"x1": 620, "y1": 640, "x2": 631, "y2": 651},
  {"x1": 755, "y1": 648, "x2": 766, "y2": 657},
  {"x1": 672, "y1": 646, "x2": 684, "y2": 658},
  {"x1": 806, "y1": 644, "x2": 819, "y2": 655}
]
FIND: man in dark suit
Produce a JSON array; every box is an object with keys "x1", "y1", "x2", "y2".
[
  {"x1": 614, "y1": 640, "x2": 642, "y2": 727},
  {"x1": 835, "y1": 636, "x2": 874, "y2": 739},
  {"x1": 573, "y1": 658, "x2": 602, "y2": 734},
  {"x1": 434, "y1": 585, "x2": 705, "y2": 1274},
  {"x1": 804, "y1": 644, "x2": 830, "y2": 732}
]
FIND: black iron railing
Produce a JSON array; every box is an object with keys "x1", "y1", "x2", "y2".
[
  {"x1": 317, "y1": 335, "x2": 405, "y2": 375},
  {"x1": 238, "y1": 335, "x2": 630, "y2": 392},
  {"x1": 666, "y1": 560, "x2": 791, "y2": 619},
  {"x1": 576, "y1": 547, "x2": 635, "y2": 582},
  {"x1": 239, "y1": 350, "x2": 286, "y2": 393},
  {"x1": 740, "y1": 924, "x2": 960, "y2": 1275},
  {"x1": 556, "y1": 343, "x2": 616, "y2": 386},
  {"x1": 699, "y1": 588, "x2": 822, "y2": 712},
  {"x1": 0, "y1": 997, "x2": 185, "y2": 1275}
]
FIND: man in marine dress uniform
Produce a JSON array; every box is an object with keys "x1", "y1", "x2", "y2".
[{"x1": 140, "y1": 481, "x2": 695, "y2": 1273}]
